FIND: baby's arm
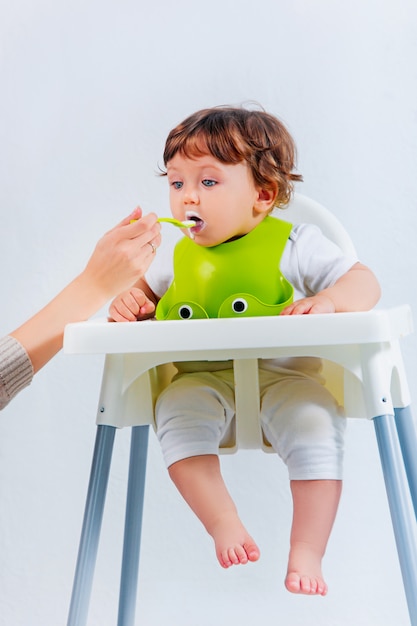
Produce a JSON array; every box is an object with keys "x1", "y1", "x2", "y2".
[
  {"x1": 109, "y1": 278, "x2": 160, "y2": 322},
  {"x1": 281, "y1": 262, "x2": 381, "y2": 315}
]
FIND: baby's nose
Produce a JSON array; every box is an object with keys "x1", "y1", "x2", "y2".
[{"x1": 183, "y1": 187, "x2": 199, "y2": 204}]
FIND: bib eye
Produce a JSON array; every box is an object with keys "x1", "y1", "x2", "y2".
[
  {"x1": 179, "y1": 305, "x2": 193, "y2": 319},
  {"x1": 231, "y1": 298, "x2": 248, "y2": 314}
]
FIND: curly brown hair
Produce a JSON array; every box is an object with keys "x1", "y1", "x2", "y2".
[{"x1": 162, "y1": 105, "x2": 303, "y2": 208}]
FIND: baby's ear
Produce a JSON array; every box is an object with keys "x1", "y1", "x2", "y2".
[{"x1": 254, "y1": 186, "x2": 277, "y2": 214}]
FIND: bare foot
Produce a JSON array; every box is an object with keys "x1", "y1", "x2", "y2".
[
  {"x1": 285, "y1": 542, "x2": 328, "y2": 596},
  {"x1": 209, "y1": 512, "x2": 260, "y2": 568}
]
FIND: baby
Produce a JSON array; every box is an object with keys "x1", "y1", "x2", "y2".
[{"x1": 109, "y1": 106, "x2": 381, "y2": 595}]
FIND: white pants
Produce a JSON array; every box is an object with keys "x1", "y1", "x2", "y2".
[{"x1": 155, "y1": 360, "x2": 346, "y2": 480}]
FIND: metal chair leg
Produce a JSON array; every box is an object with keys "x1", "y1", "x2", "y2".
[
  {"x1": 395, "y1": 406, "x2": 417, "y2": 519},
  {"x1": 117, "y1": 425, "x2": 149, "y2": 626},
  {"x1": 374, "y1": 413, "x2": 417, "y2": 626},
  {"x1": 67, "y1": 425, "x2": 116, "y2": 626}
]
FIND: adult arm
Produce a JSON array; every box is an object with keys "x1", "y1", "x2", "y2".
[
  {"x1": 0, "y1": 207, "x2": 160, "y2": 409},
  {"x1": 0, "y1": 336, "x2": 34, "y2": 410}
]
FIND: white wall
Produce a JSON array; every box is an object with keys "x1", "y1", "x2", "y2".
[{"x1": 0, "y1": 1, "x2": 416, "y2": 625}]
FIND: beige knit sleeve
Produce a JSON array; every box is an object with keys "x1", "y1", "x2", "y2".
[{"x1": 0, "y1": 335, "x2": 34, "y2": 410}]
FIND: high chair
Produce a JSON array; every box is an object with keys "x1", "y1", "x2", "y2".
[{"x1": 63, "y1": 193, "x2": 417, "y2": 626}]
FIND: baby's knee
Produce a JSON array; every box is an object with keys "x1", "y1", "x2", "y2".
[
  {"x1": 261, "y1": 381, "x2": 346, "y2": 479},
  {"x1": 155, "y1": 376, "x2": 235, "y2": 468}
]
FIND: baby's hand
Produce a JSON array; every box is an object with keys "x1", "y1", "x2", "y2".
[
  {"x1": 109, "y1": 287, "x2": 155, "y2": 322},
  {"x1": 280, "y1": 294, "x2": 336, "y2": 316}
]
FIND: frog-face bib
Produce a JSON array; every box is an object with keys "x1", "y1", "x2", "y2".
[{"x1": 156, "y1": 216, "x2": 294, "y2": 320}]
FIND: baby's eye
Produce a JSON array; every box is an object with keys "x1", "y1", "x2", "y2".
[
  {"x1": 202, "y1": 179, "x2": 216, "y2": 187},
  {"x1": 170, "y1": 181, "x2": 183, "y2": 189}
]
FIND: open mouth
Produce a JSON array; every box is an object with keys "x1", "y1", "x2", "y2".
[{"x1": 185, "y1": 211, "x2": 206, "y2": 235}]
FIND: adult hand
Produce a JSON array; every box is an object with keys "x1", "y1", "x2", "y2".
[{"x1": 82, "y1": 206, "x2": 161, "y2": 302}]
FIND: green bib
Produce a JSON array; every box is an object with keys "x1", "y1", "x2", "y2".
[{"x1": 156, "y1": 215, "x2": 293, "y2": 320}]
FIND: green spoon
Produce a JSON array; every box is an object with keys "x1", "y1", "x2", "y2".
[
  {"x1": 130, "y1": 217, "x2": 195, "y2": 228},
  {"x1": 157, "y1": 217, "x2": 195, "y2": 228}
]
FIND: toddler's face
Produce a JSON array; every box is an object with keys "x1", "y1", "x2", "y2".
[{"x1": 166, "y1": 153, "x2": 266, "y2": 247}]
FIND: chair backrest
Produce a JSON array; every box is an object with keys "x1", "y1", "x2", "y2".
[{"x1": 274, "y1": 193, "x2": 357, "y2": 257}]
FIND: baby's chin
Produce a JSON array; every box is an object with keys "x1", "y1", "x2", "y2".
[{"x1": 187, "y1": 231, "x2": 224, "y2": 247}]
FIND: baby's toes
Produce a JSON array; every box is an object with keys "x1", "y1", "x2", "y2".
[
  {"x1": 299, "y1": 575, "x2": 312, "y2": 594},
  {"x1": 219, "y1": 550, "x2": 233, "y2": 568},
  {"x1": 234, "y1": 545, "x2": 249, "y2": 564},
  {"x1": 244, "y1": 542, "x2": 260, "y2": 562}
]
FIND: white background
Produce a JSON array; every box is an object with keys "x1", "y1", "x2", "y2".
[{"x1": 1, "y1": 1, "x2": 416, "y2": 625}]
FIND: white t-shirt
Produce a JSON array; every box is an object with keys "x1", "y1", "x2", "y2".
[{"x1": 146, "y1": 223, "x2": 358, "y2": 303}]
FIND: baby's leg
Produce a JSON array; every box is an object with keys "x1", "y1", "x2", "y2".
[
  {"x1": 286, "y1": 479, "x2": 341, "y2": 595},
  {"x1": 169, "y1": 454, "x2": 260, "y2": 568},
  {"x1": 261, "y1": 367, "x2": 346, "y2": 595},
  {"x1": 156, "y1": 371, "x2": 259, "y2": 568}
]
